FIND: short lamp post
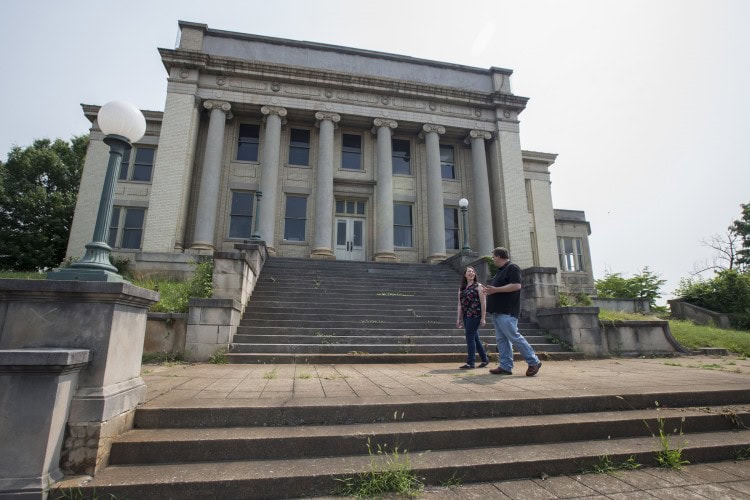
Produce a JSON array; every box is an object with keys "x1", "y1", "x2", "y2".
[
  {"x1": 459, "y1": 197, "x2": 471, "y2": 252},
  {"x1": 48, "y1": 101, "x2": 146, "y2": 282},
  {"x1": 250, "y1": 190, "x2": 263, "y2": 240}
]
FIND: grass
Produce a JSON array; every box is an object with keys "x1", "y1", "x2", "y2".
[
  {"x1": 598, "y1": 310, "x2": 750, "y2": 357},
  {"x1": 0, "y1": 270, "x2": 45, "y2": 279},
  {"x1": 208, "y1": 348, "x2": 228, "y2": 364},
  {"x1": 142, "y1": 351, "x2": 185, "y2": 364},
  {"x1": 581, "y1": 455, "x2": 641, "y2": 474},
  {"x1": 263, "y1": 367, "x2": 278, "y2": 379},
  {"x1": 334, "y1": 439, "x2": 424, "y2": 498}
]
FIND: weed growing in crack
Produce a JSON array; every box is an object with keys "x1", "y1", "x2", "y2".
[
  {"x1": 334, "y1": 438, "x2": 424, "y2": 498},
  {"x1": 581, "y1": 455, "x2": 641, "y2": 474}
]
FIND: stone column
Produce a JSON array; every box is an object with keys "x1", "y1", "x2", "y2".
[
  {"x1": 466, "y1": 130, "x2": 494, "y2": 256},
  {"x1": 421, "y1": 124, "x2": 447, "y2": 263},
  {"x1": 311, "y1": 112, "x2": 340, "y2": 259},
  {"x1": 191, "y1": 100, "x2": 232, "y2": 251},
  {"x1": 372, "y1": 118, "x2": 398, "y2": 262},
  {"x1": 257, "y1": 106, "x2": 287, "y2": 255}
]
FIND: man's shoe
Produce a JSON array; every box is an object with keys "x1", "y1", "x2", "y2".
[
  {"x1": 478, "y1": 361, "x2": 490, "y2": 368},
  {"x1": 489, "y1": 367, "x2": 513, "y2": 375},
  {"x1": 526, "y1": 362, "x2": 542, "y2": 377},
  {"x1": 459, "y1": 364, "x2": 475, "y2": 369}
]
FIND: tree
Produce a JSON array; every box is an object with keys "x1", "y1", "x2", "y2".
[
  {"x1": 0, "y1": 136, "x2": 88, "y2": 270},
  {"x1": 595, "y1": 267, "x2": 666, "y2": 307},
  {"x1": 730, "y1": 202, "x2": 750, "y2": 271},
  {"x1": 692, "y1": 230, "x2": 742, "y2": 275}
]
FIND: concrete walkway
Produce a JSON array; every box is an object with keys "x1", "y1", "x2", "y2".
[{"x1": 139, "y1": 355, "x2": 750, "y2": 499}]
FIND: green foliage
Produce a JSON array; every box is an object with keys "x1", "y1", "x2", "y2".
[
  {"x1": 482, "y1": 255, "x2": 498, "y2": 277},
  {"x1": 675, "y1": 270, "x2": 750, "y2": 329},
  {"x1": 0, "y1": 136, "x2": 88, "y2": 271},
  {"x1": 557, "y1": 292, "x2": 592, "y2": 307},
  {"x1": 133, "y1": 261, "x2": 214, "y2": 313},
  {"x1": 581, "y1": 455, "x2": 641, "y2": 474},
  {"x1": 208, "y1": 348, "x2": 228, "y2": 364},
  {"x1": 730, "y1": 202, "x2": 750, "y2": 270},
  {"x1": 0, "y1": 270, "x2": 45, "y2": 279},
  {"x1": 335, "y1": 438, "x2": 424, "y2": 498},
  {"x1": 109, "y1": 256, "x2": 131, "y2": 276},
  {"x1": 596, "y1": 267, "x2": 666, "y2": 307},
  {"x1": 142, "y1": 351, "x2": 184, "y2": 364},
  {"x1": 654, "y1": 410, "x2": 690, "y2": 469}
]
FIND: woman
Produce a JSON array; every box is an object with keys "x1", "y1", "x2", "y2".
[{"x1": 456, "y1": 266, "x2": 489, "y2": 369}]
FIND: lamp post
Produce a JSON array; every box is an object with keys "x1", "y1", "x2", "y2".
[
  {"x1": 459, "y1": 197, "x2": 471, "y2": 252},
  {"x1": 250, "y1": 190, "x2": 263, "y2": 240},
  {"x1": 48, "y1": 101, "x2": 146, "y2": 282}
]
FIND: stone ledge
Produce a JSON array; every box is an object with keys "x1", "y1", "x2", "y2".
[{"x1": 0, "y1": 348, "x2": 91, "y2": 367}]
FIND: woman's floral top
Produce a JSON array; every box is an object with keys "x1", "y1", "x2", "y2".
[{"x1": 460, "y1": 283, "x2": 482, "y2": 318}]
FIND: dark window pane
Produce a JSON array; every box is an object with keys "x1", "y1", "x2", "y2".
[
  {"x1": 440, "y1": 145, "x2": 455, "y2": 179},
  {"x1": 346, "y1": 201, "x2": 354, "y2": 214},
  {"x1": 121, "y1": 208, "x2": 145, "y2": 249},
  {"x1": 394, "y1": 204, "x2": 412, "y2": 225},
  {"x1": 336, "y1": 221, "x2": 346, "y2": 245},
  {"x1": 289, "y1": 129, "x2": 310, "y2": 166},
  {"x1": 342, "y1": 134, "x2": 362, "y2": 169},
  {"x1": 445, "y1": 229, "x2": 459, "y2": 250},
  {"x1": 444, "y1": 207, "x2": 459, "y2": 250},
  {"x1": 392, "y1": 139, "x2": 411, "y2": 175},
  {"x1": 356, "y1": 202, "x2": 365, "y2": 215},
  {"x1": 237, "y1": 124, "x2": 260, "y2": 161},
  {"x1": 229, "y1": 192, "x2": 254, "y2": 239},
  {"x1": 353, "y1": 220, "x2": 363, "y2": 246},
  {"x1": 336, "y1": 200, "x2": 345, "y2": 213},
  {"x1": 118, "y1": 148, "x2": 131, "y2": 180},
  {"x1": 284, "y1": 219, "x2": 306, "y2": 241},
  {"x1": 108, "y1": 207, "x2": 121, "y2": 247},
  {"x1": 285, "y1": 196, "x2": 307, "y2": 218},
  {"x1": 394, "y1": 227, "x2": 412, "y2": 247}
]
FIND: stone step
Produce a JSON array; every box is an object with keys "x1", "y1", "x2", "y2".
[
  {"x1": 234, "y1": 326, "x2": 544, "y2": 336},
  {"x1": 224, "y1": 352, "x2": 582, "y2": 364},
  {"x1": 238, "y1": 319, "x2": 537, "y2": 329},
  {"x1": 228, "y1": 343, "x2": 564, "y2": 354},
  {"x1": 132, "y1": 388, "x2": 750, "y2": 428},
  {"x1": 54, "y1": 430, "x2": 750, "y2": 499},
  {"x1": 242, "y1": 310, "x2": 499, "y2": 320},
  {"x1": 231, "y1": 334, "x2": 550, "y2": 344},
  {"x1": 110, "y1": 406, "x2": 748, "y2": 465}
]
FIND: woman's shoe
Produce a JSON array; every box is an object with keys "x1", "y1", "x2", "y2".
[
  {"x1": 459, "y1": 364, "x2": 475, "y2": 369},
  {"x1": 478, "y1": 361, "x2": 490, "y2": 368}
]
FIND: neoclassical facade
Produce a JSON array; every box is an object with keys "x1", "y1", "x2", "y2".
[{"x1": 67, "y1": 21, "x2": 594, "y2": 290}]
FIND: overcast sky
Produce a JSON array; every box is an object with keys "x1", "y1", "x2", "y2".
[{"x1": 2, "y1": 0, "x2": 748, "y2": 302}]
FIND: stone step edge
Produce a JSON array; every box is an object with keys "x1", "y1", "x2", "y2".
[
  {"x1": 53, "y1": 430, "x2": 750, "y2": 499},
  {"x1": 110, "y1": 407, "x2": 749, "y2": 464},
  {"x1": 223, "y1": 352, "x2": 580, "y2": 365}
]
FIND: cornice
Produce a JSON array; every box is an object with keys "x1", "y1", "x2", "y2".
[{"x1": 158, "y1": 48, "x2": 528, "y2": 112}]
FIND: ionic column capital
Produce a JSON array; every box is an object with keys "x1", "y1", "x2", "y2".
[
  {"x1": 203, "y1": 100, "x2": 232, "y2": 120},
  {"x1": 371, "y1": 118, "x2": 398, "y2": 134},
  {"x1": 315, "y1": 111, "x2": 341, "y2": 128},
  {"x1": 419, "y1": 123, "x2": 446, "y2": 140},
  {"x1": 261, "y1": 105, "x2": 288, "y2": 118},
  {"x1": 465, "y1": 129, "x2": 492, "y2": 144}
]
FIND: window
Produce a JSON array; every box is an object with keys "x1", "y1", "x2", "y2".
[
  {"x1": 118, "y1": 147, "x2": 155, "y2": 182},
  {"x1": 558, "y1": 237, "x2": 585, "y2": 272},
  {"x1": 237, "y1": 124, "x2": 260, "y2": 162},
  {"x1": 392, "y1": 139, "x2": 411, "y2": 175},
  {"x1": 284, "y1": 195, "x2": 307, "y2": 241},
  {"x1": 341, "y1": 134, "x2": 362, "y2": 170},
  {"x1": 228, "y1": 192, "x2": 254, "y2": 239},
  {"x1": 108, "y1": 207, "x2": 145, "y2": 249},
  {"x1": 336, "y1": 199, "x2": 365, "y2": 215},
  {"x1": 288, "y1": 128, "x2": 310, "y2": 166},
  {"x1": 394, "y1": 203, "x2": 413, "y2": 247},
  {"x1": 440, "y1": 145, "x2": 455, "y2": 179},
  {"x1": 444, "y1": 207, "x2": 459, "y2": 250}
]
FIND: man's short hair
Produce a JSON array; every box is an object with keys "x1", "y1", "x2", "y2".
[{"x1": 492, "y1": 247, "x2": 510, "y2": 259}]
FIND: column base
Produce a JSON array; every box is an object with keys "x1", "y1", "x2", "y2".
[
  {"x1": 425, "y1": 254, "x2": 447, "y2": 264},
  {"x1": 310, "y1": 248, "x2": 335, "y2": 260},
  {"x1": 189, "y1": 242, "x2": 215, "y2": 252},
  {"x1": 373, "y1": 252, "x2": 398, "y2": 263}
]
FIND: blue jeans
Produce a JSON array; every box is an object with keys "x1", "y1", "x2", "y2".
[
  {"x1": 491, "y1": 313, "x2": 539, "y2": 372},
  {"x1": 463, "y1": 316, "x2": 489, "y2": 366}
]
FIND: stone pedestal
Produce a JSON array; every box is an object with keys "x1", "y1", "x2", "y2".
[
  {"x1": 0, "y1": 280, "x2": 158, "y2": 475},
  {"x1": 0, "y1": 348, "x2": 90, "y2": 499}
]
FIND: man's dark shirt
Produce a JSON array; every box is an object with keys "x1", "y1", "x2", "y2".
[{"x1": 485, "y1": 261, "x2": 522, "y2": 318}]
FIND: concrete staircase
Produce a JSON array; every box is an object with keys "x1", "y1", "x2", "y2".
[
  {"x1": 228, "y1": 257, "x2": 579, "y2": 364},
  {"x1": 57, "y1": 388, "x2": 750, "y2": 499}
]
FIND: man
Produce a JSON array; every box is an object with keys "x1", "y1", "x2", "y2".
[{"x1": 481, "y1": 247, "x2": 542, "y2": 376}]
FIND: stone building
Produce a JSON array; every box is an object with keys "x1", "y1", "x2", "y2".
[{"x1": 67, "y1": 21, "x2": 595, "y2": 292}]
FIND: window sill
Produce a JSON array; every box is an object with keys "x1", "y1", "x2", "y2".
[
  {"x1": 117, "y1": 180, "x2": 152, "y2": 185},
  {"x1": 286, "y1": 164, "x2": 311, "y2": 169},
  {"x1": 280, "y1": 240, "x2": 308, "y2": 246}
]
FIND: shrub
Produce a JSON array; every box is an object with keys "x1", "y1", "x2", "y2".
[
  {"x1": 675, "y1": 269, "x2": 750, "y2": 316},
  {"x1": 134, "y1": 260, "x2": 213, "y2": 313}
]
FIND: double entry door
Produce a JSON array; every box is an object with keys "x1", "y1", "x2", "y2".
[{"x1": 334, "y1": 217, "x2": 365, "y2": 261}]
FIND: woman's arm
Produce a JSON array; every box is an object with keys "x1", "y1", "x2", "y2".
[
  {"x1": 479, "y1": 284, "x2": 487, "y2": 326},
  {"x1": 456, "y1": 288, "x2": 463, "y2": 328}
]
